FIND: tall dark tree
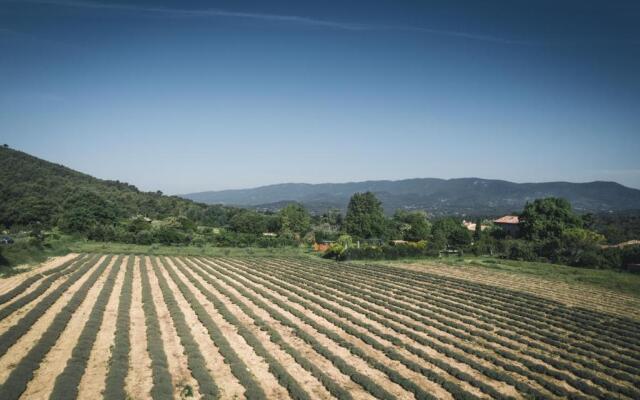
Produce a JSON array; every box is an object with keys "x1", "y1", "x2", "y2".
[
  {"x1": 392, "y1": 210, "x2": 431, "y2": 241},
  {"x1": 229, "y1": 211, "x2": 267, "y2": 235},
  {"x1": 344, "y1": 192, "x2": 387, "y2": 239},
  {"x1": 279, "y1": 203, "x2": 311, "y2": 237},
  {"x1": 519, "y1": 197, "x2": 582, "y2": 241}
]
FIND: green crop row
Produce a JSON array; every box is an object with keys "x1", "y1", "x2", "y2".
[
  {"x1": 103, "y1": 255, "x2": 135, "y2": 400},
  {"x1": 178, "y1": 256, "x2": 354, "y2": 400},
  {"x1": 0, "y1": 254, "x2": 100, "y2": 358},
  {"x1": 0, "y1": 255, "x2": 111, "y2": 400},
  {"x1": 139, "y1": 256, "x2": 175, "y2": 400},
  {"x1": 268, "y1": 258, "x2": 640, "y2": 385},
  {"x1": 193, "y1": 257, "x2": 456, "y2": 400},
  {"x1": 49, "y1": 255, "x2": 123, "y2": 399},
  {"x1": 0, "y1": 254, "x2": 89, "y2": 322},
  {"x1": 331, "y1": 259, "x2": 640, "y2": 362},
  {"x1": 344, "y1": 260, "x2": 640, "y2": 346},
  {"x1": 156, "y1": 257, "x2": 266, "y2": 399},
  {"x1": 251, "y1": 257, "x2": 553, "y2": 399},
  {"x1": 256, "y1": 258, "x2": 621, "y2": 399},
  {"x1": 168, "y1": 257, "x2": 310, "y2": 400},
  {"x1": 149, "y1": 257, "x2": 220, "y2": 400},
  {"x1": 186, "y1": 258, "x2": 401, "y2": 400},
  {"x1": 0, "y1": 254, "x2": 81, "y2": 306},
  {"x1": 216, "y1": 258, "x2": 517, "y2": 400}
]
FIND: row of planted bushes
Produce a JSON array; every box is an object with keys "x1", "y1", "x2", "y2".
[
  {"x1": 259, "y1": 258, "x2": 634, "y2": 398},
  {"x1": 149, "y1": 257, "x2": 220, "y2": 400},
  {"x1": 343, "y1": 262, "x2": 640, "y2": 378},
  {"x1": 0, "y1": 255, "x2": 110, "y2": 400},
  {"x1": 157, "y1": 257, "x2": 267, "y2": 400},
  {"x1": 0, "y1": 253, "x2": 80, "y2": 305},
  {"x1": 170, "y1": 257, "x2": 310, "y2": 400},
  {"x1": 215, "y1": 258, "x2": 510, "y2": 400},
  {"x1": 0, "y1": 254, "x2": 88, "y2": 322},
  {"x1": 88, "y1": 223, "x2": 300, "y2": 247},
  {"x1": 255, "y1": 259, "x2": 560, "y2": 397},
  {"x1": 325, "y1": 242, "x2": 437, "y2": 261},
  {"x1": 194, "y1": 258, "x2": 399, "y2": 400},
  {"x1": 280, "y1": 259, "x2": 639, "y2": 395},
  {"x1": 182, "y1": 257, "x2": 354, "y2": 400},
  {"x1": 50, "y1": 255, "x2": 122, "y2": 399},
  {"x1": 0, "y1": 254, "x2": 99, "y2": 358},
  {"x1": 224, "y1": 258, "x2": 524, "y2": 400},
  {"x1": 139, "y1": 257, "x2": 174, "y2": 400},
  {"x1": 103, "y1": 256, "x2": 134, "y2": 399},
  {"x1": 343, "y1": 260, "x2": 640, "y2": 357}
]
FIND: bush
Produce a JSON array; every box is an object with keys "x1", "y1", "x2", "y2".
[
  {"x1": 330, "y1": 242, "x2": 429, "y2": 261},
  {"x1": 135, "y1": 230, "x2": 154, "y2": 245},
  {"x1": 503, "y1": 240, "x2": 537, "y2": 261}
]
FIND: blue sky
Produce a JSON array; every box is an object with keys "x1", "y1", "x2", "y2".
[{"x1": 1, "y1": 0, "x2": 639, "y2": 193}]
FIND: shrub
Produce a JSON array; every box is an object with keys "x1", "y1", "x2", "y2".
[{"x1": 503, "y1": 240, "x2": 537, "y2": 261}]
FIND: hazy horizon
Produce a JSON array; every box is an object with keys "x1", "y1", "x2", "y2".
[{"x1": 1, "y1": 1, "x2": 639, "y2": 193}]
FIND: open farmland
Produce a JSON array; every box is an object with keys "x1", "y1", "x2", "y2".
[{"x1": 0, "y1": 255, "x2": 639, "y2": 399}]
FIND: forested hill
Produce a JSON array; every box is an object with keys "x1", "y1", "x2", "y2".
[
  {"x1": 183, "y1": 178, "x2": 640, "y2": 215},
  {"x1": 0, "y1": 146, "x2": 230, "y2": 230}
]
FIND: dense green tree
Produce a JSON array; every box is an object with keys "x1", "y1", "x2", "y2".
[
  {"x1": 344, "y1": 192, "x2": 387, "y2": 239},
  {"x1": 558, "y1": 228, "x2": 605, "y2": 267},
  {"x1": 431, "y1": 217, "x2": 471, "y2": 248},
  {"x1": 279, "y1": 203, "x2": 311, "y2": 237},
  {"x1": 58, "y1": 192, "x2": 120, "y2": 235},
  {"x1": 229, "y1": 211, "x2": 267, "y2": 235},
  {"x1": 520, "y1": 198, "x2": 582, "y2": 241},
  {"x1": 392, "y1": 210, "x2": 431, "y2": 241}
]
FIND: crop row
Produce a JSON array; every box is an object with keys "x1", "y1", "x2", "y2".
[
  {"x1": 168, "y1": 257, "x2": 311, "y2": 400},
  {"x1": 156, "y1": 256, "x2": 269, "y2": 400},
  {"x1": 248, "y1": 258, "x2": 584, "y2": 398},
  {"x1": 0, "y1": 255, "x2": 112, "y2": 400},
  {"x1": 323, "y1": 259, "x2": 640, "y2": 358},
  {"x1": 173, "y1": 257, "x2": 355, "y2": 400},
  {"x1": 184, "y1": 257, "x2": 406, "y2": 400},
  {"x1": 267, "y1": 258, "x2": 635, "y2": 398},
  {"x1": 192, "y1": 257, "x2": 480, "y2": 400},
  {"x1": 150, "y1": 257, "x2": 220, "y2": 400},
  {"x1": 50, "y1": 255, "x2": 123, "y2": 399},
  {"x1": 242, "y1": 258, "x2": 559, "y2": 398},
  {"x1": 266, "y1": 258, "x2": 640, "y2": 385},
  {"x1": 0, "y1": 254, "x2": 90, "y2": 322},
  {"x1": 139, "y1": 256, "x2": 175, "y2": 400},
  {"x1": 103, "y1": 255, "x2": 134, "y2": 399},
  {"x1": 0, "y1": 254, "x2": 100, "y2": 358},
  {"x1": 340, "y1": 260, "x2": 640, "y2": 345},
  {"x1": 266, "y1": 257, "x2": 640, "y2": 382},
  {"x1": 0, "y1": 254, "x2": 81, "y2": 306},
  {"x1": 287, "y1": 256, "x2": 640, "y2": 362},
  {"x1": 216, "y1": 258, "x2": 549, "y2": 399},
  {"x1": 222, "y1": 257, "x2": 615, "y2": 399}
]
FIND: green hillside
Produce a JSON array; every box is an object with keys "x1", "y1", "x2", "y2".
[{"x1": 0, "y1": 145, "x2": 231, "y2": 233}]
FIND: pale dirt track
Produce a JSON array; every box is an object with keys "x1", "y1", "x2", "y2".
[{"x1": 0, "y1": 254, "x2": 638, "y2": 400}]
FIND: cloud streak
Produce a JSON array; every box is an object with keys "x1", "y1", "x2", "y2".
[{"x1": 3, "y1": 0, "x2": 535, "y2": 45}]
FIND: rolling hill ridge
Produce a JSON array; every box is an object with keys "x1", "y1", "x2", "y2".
[{"x1": 182, "y1": 178, "x2": 640, "y2": 216}]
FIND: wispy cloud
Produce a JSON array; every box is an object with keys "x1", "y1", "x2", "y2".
[
  {"x1": 3, "y1": 0, "x2": 535, "y2": 45},
  {"x1": 0, "y1": 26, "x2": 81, "y2": 48}
]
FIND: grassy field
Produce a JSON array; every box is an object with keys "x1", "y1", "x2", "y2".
[
  {"x1": 0, "y1": 254, "x2": 638, "y2": 399},
  {"x1": 405, "y1": 256, "x2": 640, "y2": 297}
]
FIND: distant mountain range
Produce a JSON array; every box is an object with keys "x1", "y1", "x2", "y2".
[{"x1": 181, "y1": 178, "x2": 640, "y2": 216}]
